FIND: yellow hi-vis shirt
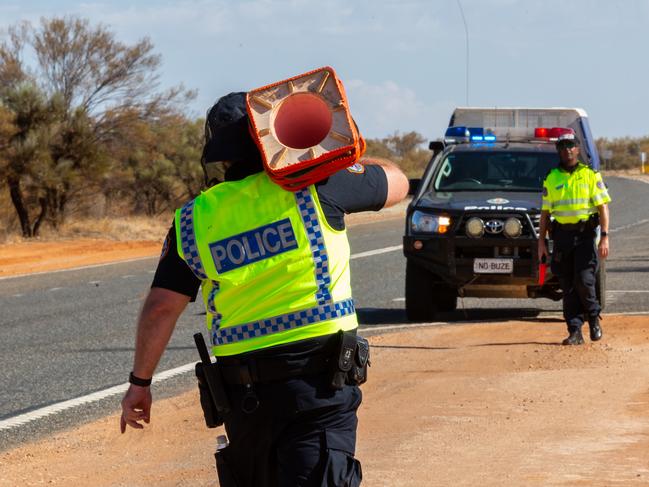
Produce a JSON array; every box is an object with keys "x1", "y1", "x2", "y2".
[
  {"x1": 541, "y1": 162, "x2": 611, "y2": 224},
  {"x1": 175, "y1": 171, "x2": 357, "y2": 356}
]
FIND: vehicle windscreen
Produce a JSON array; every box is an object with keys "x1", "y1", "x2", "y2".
[{"x1": 432, "y1": 150, "x2": 559, "y2": 192}]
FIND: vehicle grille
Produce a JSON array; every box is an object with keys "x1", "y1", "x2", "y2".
[
  {"x1": 455, "y1": 245, "x2": 534, "y2": 259},
  {"x1": 530, "y1": 213, "x2": 540, "y2": 237}
]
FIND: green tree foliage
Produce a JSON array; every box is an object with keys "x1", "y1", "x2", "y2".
[
  {"x1": 596, "y1": 136, "x2": 649, "y2": 170},
  {"x1": 0, "y1": 16, "x2": 194, "y2": 236},
  {"x1": 0, "y1": 85, "x2": 64, "y2": 237},
  {"x1": 103, "y1": 113, "x2": 204, "y2": 217},
  {"x1": 365, "y1": 131, "x2": 431, "y2": 177}
]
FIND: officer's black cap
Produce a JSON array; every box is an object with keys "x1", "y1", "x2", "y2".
[
  {"x1": 201, "y1": 92, "x2": 263, "y2": 186},
  {"x1": 555, "y1": 132, "x2": 579, "y2": 148}
]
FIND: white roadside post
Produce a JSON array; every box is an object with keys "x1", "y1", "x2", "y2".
[
  {"x1": 602, "y1": 149, "x2": 613, "y2": 170},
  {"x1": 641, "y1": 152, "x2": 646, "y2": 174}
]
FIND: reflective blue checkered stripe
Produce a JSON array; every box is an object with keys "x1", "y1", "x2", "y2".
[
  {"x1": 211, "y1": 298, "x2": 355, "y2": 345},
  {"x1": 207, "y1": 281, "x2": 223, "y2": 330},
  {"x1": 178, "y1": 200, "x2": 208, "y2": 280},
  {"x1": 294, "y1": 188, "x2": 332, "y2": 305}
]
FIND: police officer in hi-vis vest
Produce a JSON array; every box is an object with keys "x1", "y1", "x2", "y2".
[
  {"x1": 538, "y1": 132, "x2": 611, "y2": 346},
  {"x1": 119, "y1": 89, "x2": 408, "y2": 486}
]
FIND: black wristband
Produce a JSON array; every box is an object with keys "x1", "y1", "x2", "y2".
[
  {"x1": 129, "y1": 372, "x2": 152, "y2": 387},
  {"x1": 601, "y1": 231, "x2": 608, "y2": 237}
]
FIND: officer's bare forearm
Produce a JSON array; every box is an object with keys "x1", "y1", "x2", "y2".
[
  {"x1": 132, "y1": 287, "x2": 190, "y2": 378},
  {"x1": 597, "y1": 204, "x2": 609, "y2": 232},
  {"x1": 538, "y1": 210, "x2": 551, "y2": 241}
]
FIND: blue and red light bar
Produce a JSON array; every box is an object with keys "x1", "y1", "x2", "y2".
[
  {"x1": 445, "y1": 126, "x2": 496, "y2": 142},
  {"x1": 534, "y1": 127, "x2": 574, "y2": 139},
  {"x1": 445, "y1": 125, "x2": 574, "y2": 144}
]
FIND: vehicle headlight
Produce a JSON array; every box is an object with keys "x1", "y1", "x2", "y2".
[
  {"x1": 410, "y1": 211, "x2": 451, "y2": 234},
  {"x1": 503, "y1": 217, "x2": 522, "y2": 238},
  {"x1": 465, "y1": 217, "x2": 484, "y2": 238}
]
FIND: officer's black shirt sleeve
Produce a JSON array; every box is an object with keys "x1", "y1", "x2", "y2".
[
  {"x1": 150, "y1": 164, "x2": 388, "y2": 296},
  {"x1": 315, "y1": 164, "x2": 388, "y2": 231},
  {"x1": 151, "y1": 225, "x2": 201, "y2": 300}
]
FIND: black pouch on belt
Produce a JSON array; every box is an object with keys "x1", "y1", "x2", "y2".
[
  {"x1": 195, "y1": 362, "x2": 223, "y2": 428},
  {"x1": 348, "y1": 336, "x2": 370, "y2": 386},
  {"x1": 194, "y1": 333, "x2": 232, "y2": 428},
  {"x1": 330, "y1": 330, "x2": 357, "y2": 390}
]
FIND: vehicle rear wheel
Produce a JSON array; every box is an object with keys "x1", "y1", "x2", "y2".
[
  {"x1": 596, "y1": 260, "x2": 606, "y2": 310},
  {"x1": 405, "y1": 261, "x2": 457, "y2": 321}
]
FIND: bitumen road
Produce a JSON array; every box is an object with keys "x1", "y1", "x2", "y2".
[{"x1": 1, "y1": 176, "x2": 647, "y2": 450}]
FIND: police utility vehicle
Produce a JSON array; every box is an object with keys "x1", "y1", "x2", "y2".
[{"x1": 403, "y1": 107, "x2": 604, "y2": 321}]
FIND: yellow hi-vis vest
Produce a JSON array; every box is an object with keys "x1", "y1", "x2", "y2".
[
  {"x1": 175, "y1": 171, "x2": 357, "y2": 356},
  {"x1": 541, "y1": 162, "x2": 611, "y2": 224}
]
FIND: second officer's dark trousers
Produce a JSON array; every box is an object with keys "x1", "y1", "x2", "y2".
[{"x1": 551, "y1": 227, "x2": 600, "y2": 330}]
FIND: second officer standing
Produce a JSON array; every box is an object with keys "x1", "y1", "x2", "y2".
[{"x1": 538, "y1": 132, "x2": 611, "y2": 345}]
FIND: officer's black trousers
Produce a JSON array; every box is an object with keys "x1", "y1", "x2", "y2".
[
  {"x1": 551, "y1": 227, "x2": 600, "y2": 330},
  {"x1": 215, "y1": 373, "x2": 362, "y2": 487}
]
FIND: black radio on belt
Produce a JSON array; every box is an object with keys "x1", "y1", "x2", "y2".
[{"x1": 330, "y1": 330, "x2": 371, "y2": 390}]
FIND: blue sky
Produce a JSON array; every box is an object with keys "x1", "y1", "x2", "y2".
[{"x1": 1, "y1": 0, "x2": 648, "y2": 141}]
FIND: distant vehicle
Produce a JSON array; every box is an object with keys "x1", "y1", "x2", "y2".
[{"x1": 403, "y1": 107, "x2": 605, "y2": 321}]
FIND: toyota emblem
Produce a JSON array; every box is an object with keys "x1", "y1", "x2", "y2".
[{"x1": 485, "y1": 220, "x2": 504, "y2": 234}]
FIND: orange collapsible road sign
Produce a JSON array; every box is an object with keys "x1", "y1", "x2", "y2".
[{"x1": 246, "y1": 66, "x2": 365, "y2": 191}]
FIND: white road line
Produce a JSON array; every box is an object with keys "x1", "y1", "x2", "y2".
[
  {"x1": 0, "y1": 245, "x2": 401, "y2": 431},
  {"x1": 0, "y1": 244, "x2": 403, "y2": 282},
  {"x1": 608, "y1": 290, "x2": 649, "y2": 293},
  {"x1": 350, "y1": 245, "x2": 401, "y2": 260},
  {"x1": 4, "y1": 236, "x2": 643, "y2": 431},
  {"x1": 121, "y1": 275, "x2": 135, "y2": 279},
  {"x1": 12, "y1": 294, "x2": 24, "y2": 298},
  {"x1": 47, "y1": 287, "x2": 63, "y2": 292},
  {"x1": 0, "y1": 363, "x2": 195, "y2": 431},
  {"x1": 88, "y1": 281, "x2": 101, "y2": 285},
  {"x1": 0, "y1": 256, "x2": 157, "y2": 281},
  {"x1": 610, "y1": 219, "x2": 649, "y2": 234}
]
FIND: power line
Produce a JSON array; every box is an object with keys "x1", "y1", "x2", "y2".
[{"x1": 456, "y1": 0, "x2": 469, "y2": 106}]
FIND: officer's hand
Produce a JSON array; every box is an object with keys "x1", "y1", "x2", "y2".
[
  {"x1": 537, "y1": 240, "x2": 549, "y2": 263},
  {"x1": 120, "y1": 384, "x2": 152, "y2": 433},
  {"x1": 598, "y1": 236, "x2": 609, "y2": 259}
]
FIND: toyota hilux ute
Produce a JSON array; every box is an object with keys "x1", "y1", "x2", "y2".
[{"x1": 403, "y1": 107, "x2": 605, "y2": 321}]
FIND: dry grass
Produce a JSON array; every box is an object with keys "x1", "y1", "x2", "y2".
[{"x1": 0, "y1": 213, "x2": 171, "y2": 245}]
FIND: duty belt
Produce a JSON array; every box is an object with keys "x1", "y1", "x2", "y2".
[
  {"x1": 554, "y1": 216, "x2": 598, "y2": 232},
  {"x1": 218, "y1": 352, "x2": 331, "y2": 385}
]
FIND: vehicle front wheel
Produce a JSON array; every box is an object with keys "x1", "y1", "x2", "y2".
[{"x1": 405, "y1": 261, "x2": 457, "y2": 321}]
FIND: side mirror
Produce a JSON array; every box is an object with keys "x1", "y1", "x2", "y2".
[
  {"x1": 408, "y1": 178, "x2": 422, "y2": 196},
  {"x1": 428, "y1": 141, "x2": 444, "y2": 157}
]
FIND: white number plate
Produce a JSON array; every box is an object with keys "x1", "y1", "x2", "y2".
[{"x1": 473, "y1": 258, "x2": 513, "y2": 274}]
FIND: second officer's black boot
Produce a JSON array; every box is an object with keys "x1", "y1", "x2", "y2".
[
  {"x1": 588, "y1": 315, "x2": 603, "y2": 341},
  {"x1": 562, "y1": 327, "x2": 584, "y2": 345}
]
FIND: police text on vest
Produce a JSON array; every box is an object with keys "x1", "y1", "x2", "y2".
[{"x1": 209, "y1": 218, "x2": 298, "y2": 273}]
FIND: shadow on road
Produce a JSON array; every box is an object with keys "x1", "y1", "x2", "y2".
[
  {"x1": 356, "y1": 308, "x2": 410, "y2": 325},
  {"x1": 69, "y1": 345, "x2": 195, "y2": 353},
  {"x1": 357, "y1": 307, "x2": 550, "y2": 326},
  {"x1": 520, "y1": 316, "x2": 564, "y2": 323},
  {"x1": 607, "y1": 266, "x2": 649, "y2": 273},
  {"x1": 468, "y1": 341, "x2": 563, "y2": 347},
  {"x1": 370, "y1": 344, "x2": 455, "y2": 351},
  {"x1": 446, "y1": 308, "x2": 543, "y2": 321}
]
